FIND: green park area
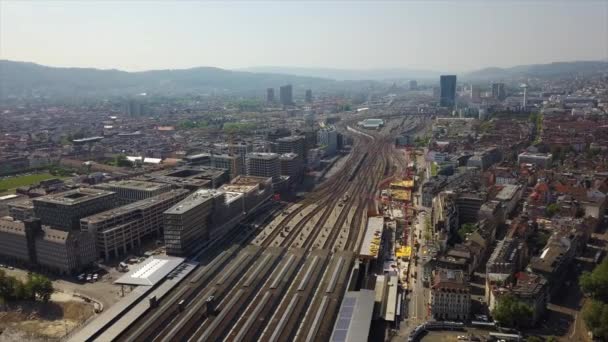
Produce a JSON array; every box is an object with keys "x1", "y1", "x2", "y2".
[{"x1": 0, "y1": 172, "x2": 56, "y2": 194}]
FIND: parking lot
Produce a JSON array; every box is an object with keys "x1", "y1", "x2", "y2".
[
  {"x1": 421, "y1": 329, "x2": 490, "y2": 342},
  {"x1": 0, "y1": 263, "x2": 126, "y2": 309}
]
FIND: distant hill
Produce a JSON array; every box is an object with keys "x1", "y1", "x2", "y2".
[
  {"x1": 0, "y1": 60, "x2": 336, "y2": 100},
  {"x1": 240, "y1": 66, "x2": 442, "y2": 81},
  {"x1": 2, "y1": 60, "x2": 607, "y2": 100},
  {"x1": 463, "y1": 61, "x2": 608, "y2": 80}
]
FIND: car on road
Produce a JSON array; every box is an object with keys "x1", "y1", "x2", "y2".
[{"x1": 457, "y1": 335, "x2": 468, "y2": 340}]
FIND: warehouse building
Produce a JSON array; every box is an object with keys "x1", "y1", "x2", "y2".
[{"x1": 81, "y1": 189, "x2": 189, "y2": 260}]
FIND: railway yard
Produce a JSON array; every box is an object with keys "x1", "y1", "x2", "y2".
[{"x1": 70, "y1": 115, "x2": 424, "y2": 342}]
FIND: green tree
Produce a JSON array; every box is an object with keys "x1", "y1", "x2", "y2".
[
  {"x1": 492, "y1": 294, "x2": 533, "y2": 328},
  {"x1": 545, "y1": 203, "x2": 560, "y2": 217},
  {"x1": 457, "y1": 223, "x2": 476, "y2": 241},
  {"x1": 28, "y1": 274, "x2": 53, "y2": 302},
  {"x1": 526, "y1": 336, "x2": 542, "y2": 342},
  {"x1": 580, "y1": 259, "x2": 608, "y2": 301},
  {"x1": 115, "y1": 155, "x2": 133, "y2": 168},
  {"x1": 582, "y1": 300, "x2": 608, "y2": 339}
]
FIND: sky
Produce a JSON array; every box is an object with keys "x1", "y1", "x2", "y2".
[{"x1": 1, "y1": 1, "x2": 607, "y2": 72}]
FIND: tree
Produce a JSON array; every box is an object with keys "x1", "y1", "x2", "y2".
[
  {"x1": 545, "y1": 203, "x2": 560, "y2": 217},
  {"x1": 526, "y1": 336, "x2": 542, "y2": 342},
  {"x1": 457, "y1": 223, "x2": 476, "y2": 241},
  {"x1": 28, "y1": 274, "x2": 53, "y2": 302},
  {"x1": 492, "y1": 294, "x2": 533, "y2": 328},
  {"x1": 582, "y1": 300, "x2": 608, "y2": 339},
  {"x1": 115, "y1": 155, "x2": 133, "y2": 168},
  {"x1": 580, "y1": 259, "x2": 608, "y2": 301}
]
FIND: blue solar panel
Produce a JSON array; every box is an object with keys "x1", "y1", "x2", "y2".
[{"x1": 332, "y1": 296, "x2": 358, "y2": 341}]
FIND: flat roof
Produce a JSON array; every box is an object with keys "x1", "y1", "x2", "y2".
[
  {"x1": 330, "y1": 290, "x2": 375, "y2": 342},
  {"x1": 114, "y1": 255, "x2": 185, "y2": 286},
  {"x1": 96, "y1": 180, "x2": 169, "y2": 191},
  {"x1": 390, "y1": 180, "x2": 414, "y2": 189},
  {"x1": 391, "y1": 189, "x2": 411, "y2": 202},
  {"x1": 496, "y1": 184, "x2": 520, "y2": 201},
  {"x1": 33, "y1": 188, "x2": 115, "y2": 205},
  {"x1": 81, "y1": 189, "x2": 188, "y2": 224},
  {"x1": 164, "y1": 188, "x2": 223, "y2": 215},
  {"x1": 359, "y1": 217, "x2": 384, "y2": 259},
  {"x1": 246, "y1": 152, "x2": 279, "y2": 160}
]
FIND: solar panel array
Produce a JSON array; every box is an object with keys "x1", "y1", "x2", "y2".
[{"x1": 331, "y1": 296, "x2": 357, "y2": 342}]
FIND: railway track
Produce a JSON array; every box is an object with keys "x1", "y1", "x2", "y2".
[{"x1": 118, "y1": 118, "x2": 419, "y2": 342}]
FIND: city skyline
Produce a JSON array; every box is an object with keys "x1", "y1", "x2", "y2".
[{"x1": 1, "y1": 1, "x2": 606, "y2": 72}]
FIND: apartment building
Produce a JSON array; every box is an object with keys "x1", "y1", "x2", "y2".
[{"x1": 430, "y1": 268, "x2": 471, "y2": 321}]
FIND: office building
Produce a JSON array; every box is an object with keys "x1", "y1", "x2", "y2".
[
  {"x1": 135, "y1": 166, "x2": 229, "y2": 189},
  {"x1": 266, "y1": 88, "x2": 275, "y2": 103},
  {"x1": 491, "y1": 83, "x2": 506, "y2": 101},
  {"x1": 246, "y1": 152, "x2": 280, "y2": 182},
  {"x1": 183, "y1": 153, "x2": 211, "y2": 166},
  {"x1": 470, "y1": 85, "x2": 481, "y2": 102},
  {"x1": 125, "y1": 98, "x2": 145, "y2": 117},
  {"x1": 33, "y1": 188, "x2": 118, "y2": 231},
  {"x1": 409, "y1": 80, "x2": 418, "y2": 90},
  {"x1": 80, "y1": 189, "x2": 189, "y2": 260},
  {"x1": 213, "y1": 143, "x2": 253, "y2": 175},
  {"x1": 517, "y1": 152, "x2": 552, "y2": 169},
  {"x1": 430, "y1": 268, "x2": 470, "y2": 321},
  {"x1": 163, "y1": 189, "x2": 224, "y2": 256},
  {"x1": 305, "y1": 89, "x2": 313, "y2": 103},
  {"x1": 94, "y1": 180, "x2": 172, "y2": 205},
  {"x1": 280, "y1": 153, "x2": 304, "y2": 185},
  {"x1": 440, "y1": 75, "x2": 457, "y2": 107},
  {"x1": 221, "y1": 176, "x2": 273, "y2": 213},
  {"x1": 211, "y1": 154, "x2": 242, "y2": 180},
  {"x1": 8, "y1": 199, "x2": 35, "y2": 222},
  {"x1": 0, "y1": 218, "x2": 96, "y2": 274},
  {"x1": 467, "y1": 147, "x2": 502, "y2": 170},
  {"x1": 279, "y1": 84, "x2": 293, "y2": 106},
  {"x1": 318, "y1": 127, "x2": 338, "y2": 156},
  {"x1": 276, "y1": 135, "x2": 306, "y2": 158}
]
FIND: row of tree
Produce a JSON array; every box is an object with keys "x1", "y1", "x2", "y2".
[
  {"x1": 0, "y1": 270, "x2": 54, "y2": 303},
  {"x1": 580, "y1": 259, "x2": 608, "y2": 339}
]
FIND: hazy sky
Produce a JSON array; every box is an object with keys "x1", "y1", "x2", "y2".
[{"x1": 1, "y1": 1, "x2": 607, "y2": 72}]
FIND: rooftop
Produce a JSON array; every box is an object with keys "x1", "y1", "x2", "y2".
[
  {"x1": 279, "y1": 153, "x2": 299, "y2": 160},
  {"x1": 433, "y1": 268, "x2": 468, "y2": 291},
  {"x1": 359, "y1": 216, "x2": 384, "y2": 259},
  {"x1": 114, "y1": 255, "x2": 185, "y2": 286},
  {"x1": 276, "y1": 135, "x2": 305, "y2": 142},
  {"x1": 496, "y1": 184, "x2": 521, "y2": 201},
  {"x1": 246, "y1": 152, "x2": 279, "y2": 160},
  {"x1": 81, "y1": 189, "x2": 189, "y2": 224},
  {"x1": 95, "y1": 180, "x2": 169, "y2": 192},
  {"x1": 164, "y1": 189, "x2": 224, "y2": 215},
  {"x1": 33, "y1": 188, "x2": 115, "y2": 206},
  {"x1": 330, "y1": 290, "x2": 375, "y2": 342}
]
